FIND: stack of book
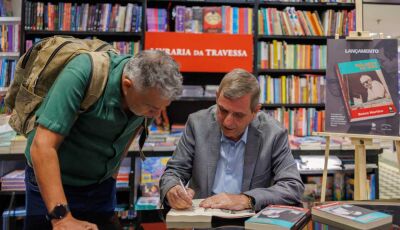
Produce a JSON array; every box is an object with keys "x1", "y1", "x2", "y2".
[
  {"x1": 0, "y1": 122, "x2": 15, "y2": 153},
  {"x1": 1, "y1": 170, "x2": 25, "y2": 191},
  {"x1": 116, "y1": 166, "x2": 130, "y2": 189},
  {"x1": 312, "y1": 202, "x2": 393, "y2": 230},
  {"x1": 245, "y1": 205, "x2": 310, "y2": 230},
  {"x1": 10, "y1": 135, "x2": 27, "y2": 154}
]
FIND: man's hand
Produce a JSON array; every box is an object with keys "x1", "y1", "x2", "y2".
[
  {"x1": 52, "y1": 214, "x2": 98, "y2": 230},
  {"x1": 166, "y1": 185, "x2": 195, "y2": 210},
  {"x1": 199, "y1": 193, "x2": 250, "y2": 211}
]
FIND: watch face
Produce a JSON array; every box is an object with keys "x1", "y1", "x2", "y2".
[{"x1": 53, "y1": 204, "x2": 68, "y2": 219}]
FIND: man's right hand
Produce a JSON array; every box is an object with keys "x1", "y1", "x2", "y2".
[
  {"x1": 52, "y1": 214, "x2": 98, "y2": 230},
  {"x1": 166, "y1": 185, "x2": 195, "y2": 210}
]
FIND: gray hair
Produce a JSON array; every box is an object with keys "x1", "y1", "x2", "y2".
[
  {"x1": 123, "y1": 50, "x2": 183, "y2": 100},
  {"x1": 218, "y1": 68, "x2": 260, "y2": 112}
]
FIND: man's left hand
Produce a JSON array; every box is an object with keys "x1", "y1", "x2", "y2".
[{"x1": 199, "y1": 193, "x2": 250, "y2": 211}]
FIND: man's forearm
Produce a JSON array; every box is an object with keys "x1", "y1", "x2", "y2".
[{"x1": 31, "y1": 146, "x2": 67, "y2": 212}]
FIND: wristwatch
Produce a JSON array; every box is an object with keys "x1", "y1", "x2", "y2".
[
  {"x1": 46, "y1": 203, "x2": 70, "y2": 221},
  {"x1": 242, "y1": 194, "x2": 255, "y2": 211}
]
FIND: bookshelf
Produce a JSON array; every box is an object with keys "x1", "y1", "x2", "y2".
[
  {"x1": 0, "y1": 12, "x2": 21, "y2": 114},
  {"x1": 20, "y1": 0, "x2": 146, "y2": 54}
]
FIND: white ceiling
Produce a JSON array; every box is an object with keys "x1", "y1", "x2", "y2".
[{"x1": 363, "y1": 2, "x2": 400, "y2": 38}]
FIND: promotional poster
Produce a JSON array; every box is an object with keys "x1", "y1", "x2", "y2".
[{"x1": 325, "y1": 39, "x2": 399, "y2": 136}]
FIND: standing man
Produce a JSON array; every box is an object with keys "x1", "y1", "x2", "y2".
[
  {"x1": 25, "y1": 50, "x2": 183, "y2": 229},
  {"x1": 160, "y1": 69, "x2": 304, "y2": 211}
]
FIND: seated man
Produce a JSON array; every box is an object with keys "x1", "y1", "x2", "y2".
[{"x1": 160, "y1": 69, "x2": 304, "y2": 211}]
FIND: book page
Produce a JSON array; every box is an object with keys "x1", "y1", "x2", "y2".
[{"x1": 167, "y1": 199, "x2": 255, "y2": 218}]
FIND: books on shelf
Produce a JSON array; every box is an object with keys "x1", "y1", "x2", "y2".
[
  {"x1": 166, "y1": 199, "x2": 255, "y2": 228},
  {"x1": 181, "y1": 85, "x2": 204, "y2": 97},
  {"x1": 245, "y1": 205, "x2": 310, "y2": 230},
  {"x1": 258, "y1": 75, "x2": 325, "y2": 104},
  {"x1": 0, "y1": 0, "x2": 13, "y2": 17},
  {"x1": 264, "y1": 107, "x2": 324, "y2": 137},
  {"x1": 312, "y1": 202, "x2": 393, "y2": 230},
  {"x1": 0, "y1": 24, "x2": 20, "y2": 53},
  {"x1": 112, "y1": 41, "x2": 140, "y2": 55},
  {"x1": 146, "y1": 8, "x2": 167, "y2": 32},
  {"x1": 140, "y1": 156, "x2": 170, "y2": 198},
  {"x1": 24, "y1": 2, "x2": 142, "y2": 32},
  {"x1": 258, "y1": 7, "x2": 355, "y2": 36},
  {"x1": 298, "y1": 155, "x2": 342, "y2": 171},
  {"x1": 260, "y1": 0, "x2": 354, "y2": 3},
  {"x1": 173, "y1": 5, "x2": 252, "y2": 34},
  {"x1": 116, "y1": 166, "x2": 130, "y2": 189},
  {"x1": 258, "y1": 41, "x2": 327, "y2": 69},
  {"x1": 326, "y1": 39, "x2": 399, "y2": 136}
]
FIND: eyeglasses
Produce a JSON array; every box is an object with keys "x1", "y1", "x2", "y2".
[{"x1": 138, "y1": 117, "x2": 148, "y2": 161}]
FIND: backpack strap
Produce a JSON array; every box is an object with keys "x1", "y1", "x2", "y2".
[{"x1": 80, "y1": 52, "x2": 110, "y2": 111}]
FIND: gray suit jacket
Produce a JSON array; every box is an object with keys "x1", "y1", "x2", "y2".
[{"x1": 160, "y1": 105, "x2": 304, "y2": 211}]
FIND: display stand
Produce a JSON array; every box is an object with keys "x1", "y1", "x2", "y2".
[
  {"x1": 315, "y1": 0, "x2": 400, "y2": 202},
  {"x1": 314, "y1": 132, "x2": 400, "y2": 202}
]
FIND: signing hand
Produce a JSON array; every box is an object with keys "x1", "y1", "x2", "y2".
[
  {"x1": 199, "y1": 193, "x2": 250, "y2": 211},
  {"x1": 166, "y1": 185, "x2": 195, "y2": 210},
  {"x1": 52, "y1": 214, "x2": 98, "y2": 230}
]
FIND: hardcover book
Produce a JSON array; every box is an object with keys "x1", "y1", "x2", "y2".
[
  {"x1": 325, "y1": 39, "x2": 399, "y2": 136},
  {"x1": 335, "y1": 58, "x2": 397, "y2": 122},
  {"x1": 203, "y1": 7, "x2": 222, "y2": 33},
  {"x1": 312, "y1": 202, "x2": 392, "y2": 230},
  {"x1": 245, "y1": 205, "x2": 310, "y2": 230}
]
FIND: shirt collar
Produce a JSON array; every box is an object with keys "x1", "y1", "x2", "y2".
[{"x1": 221, "y1": 126, "x2": 249, "y2": 144}]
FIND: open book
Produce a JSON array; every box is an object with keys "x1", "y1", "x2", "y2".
[{"x1": 166, "y1": 199, "x2": 255, "y2": 227}]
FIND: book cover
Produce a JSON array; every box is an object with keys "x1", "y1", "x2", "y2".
[
  {"x1": 135, "y1": 197, "x2": 160, "y2": 210},
  {"x1": 140, "y1": 156, "x2": 170, "y2": 197},
  {"x1": 245, "y1": 205, "x2": 310, "y2": 230},
  {"x1": 312, "y1": 202, "x2": 392, "y2": 230},
  {"x1": 326, "y1": 39, "x2": 399, "y2": 136},
  {"x1": 336, "y1": 58, "x2": 396, "y2": 122},
  {"x1": 203, "y1": 7, "x2": 222, "y2": 33}
]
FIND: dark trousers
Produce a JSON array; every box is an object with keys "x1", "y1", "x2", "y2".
[{"x1": 24, "y1": 165, "x2": 121, "y2": 230}]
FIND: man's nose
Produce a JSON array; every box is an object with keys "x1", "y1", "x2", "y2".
[
  {"x1": 149, "y1": 109, "x2": 162, "y2": 118},
  {"x1": 223, "y1": 113, "x2": 234, "y2": 127}
]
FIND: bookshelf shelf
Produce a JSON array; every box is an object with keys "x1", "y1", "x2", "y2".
[
  {"x1": 257, "y1": 35, "x2": 346, "y2": 43},
  {"x1": 0, "y1": 191, "x2": 25, "y2": 195},
  {"x1": 24, "y1": 30, "x2": 142, "y2": 38},
  {"x1": 0, "y1": 17, "x2": 21, "y2": 24},
  {"x1": 147, "y1": 0, "x2": 254, "y2": 6},
  {"x1": 262, "y1": 103, "x2": 325, "y2": 109},
  {"x1": 0, "y1": 52, "x2": 19, "y2": 59},
  {"x1": 25, "y1": 0, "x2": 143, "y2": 3},
  {"x1": 0, "y1": 153, "x2": 24, "y2": 160},
  {"x1": 257, "y1": 69, "x2": 326, "y2": 75},
  {"x1": 258, "y1": 1, "x2": 355, "y2": 10},
  {"x1": 298, "y1": 168, "x2": 376, "y2": 175}
]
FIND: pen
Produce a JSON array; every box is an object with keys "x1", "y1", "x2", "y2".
[{"x1": 179, "y1": 179, "x2": 189, "y2": 197}]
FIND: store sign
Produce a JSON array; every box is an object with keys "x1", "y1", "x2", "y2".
[{"x1": 145, "y1": 32, "x2": 253, "y2": 72}]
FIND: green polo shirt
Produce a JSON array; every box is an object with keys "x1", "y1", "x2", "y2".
[{"x1": 25, "y1": 52, "x2": 144, "y2": 186}]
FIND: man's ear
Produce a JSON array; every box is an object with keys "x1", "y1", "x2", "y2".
[
  {"x1": 122, "y1": 76, "x2": 133, "y2": 88},
  {"x1": 254, "y1": 103, "x2": 261, "y2": 113}
]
